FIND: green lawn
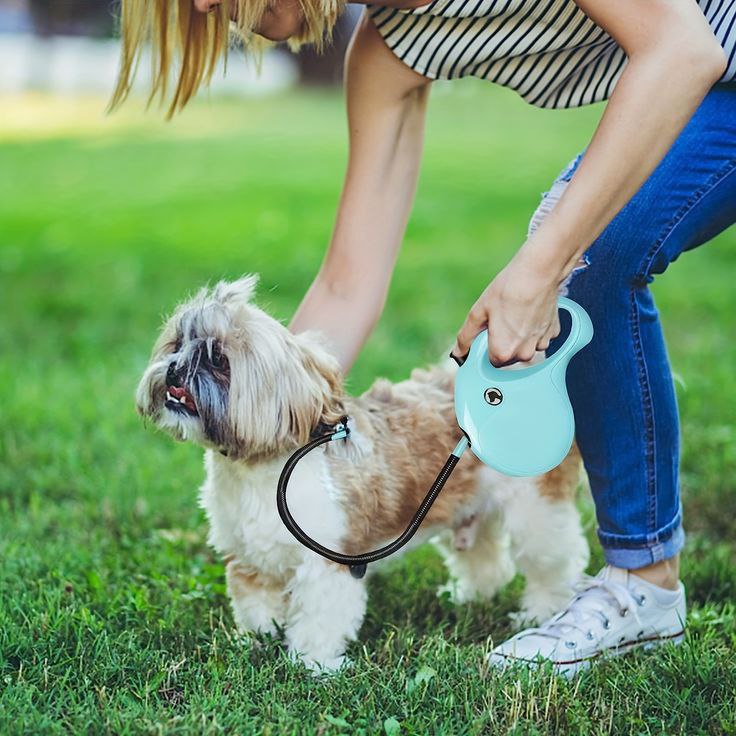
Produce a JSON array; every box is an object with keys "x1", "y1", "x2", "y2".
[{"x1": 1, "y1": 83, "x2": 734, "y2": 735}]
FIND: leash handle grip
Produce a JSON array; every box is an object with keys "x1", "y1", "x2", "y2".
[
  {"x1": 454, "y1": 297, "x2": 593, "y2": 477},
  {"x1": 449, "y1": 297, "x2": 592, "y2": 369}
]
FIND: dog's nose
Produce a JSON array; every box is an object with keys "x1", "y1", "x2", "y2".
[{"x1": 166, "y1": 362, "x2": 182, "y2": 387}]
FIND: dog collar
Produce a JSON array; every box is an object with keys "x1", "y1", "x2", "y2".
[{"x1": 309, "y1": 417, "x2": 349, "y2": 442}]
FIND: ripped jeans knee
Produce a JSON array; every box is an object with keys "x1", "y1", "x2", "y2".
[{"x1": 528, "y1": 153, "x2": 590, "y2": 297}]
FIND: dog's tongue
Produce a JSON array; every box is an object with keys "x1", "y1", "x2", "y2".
[{"x1": 168, "y1": 386, "x2": 188, "y2": 399}]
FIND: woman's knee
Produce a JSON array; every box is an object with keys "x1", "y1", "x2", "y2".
[
  {"x1": 552, "y1": 230, "x2": 648, "y2": 318},
  {"x1": 530, "y1": 182, "x2": 655, "y2": 297}
]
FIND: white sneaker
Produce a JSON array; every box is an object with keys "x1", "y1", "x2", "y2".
[{"x1": 488, "y1": 565, "x2": 686, "y2": 677}]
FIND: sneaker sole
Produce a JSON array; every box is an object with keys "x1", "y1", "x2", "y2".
[{"x1": 490, "y1": 629, "x2": 685, "y2": 677}]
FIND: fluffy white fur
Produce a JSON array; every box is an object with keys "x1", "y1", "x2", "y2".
[{"x1": 136, "y1": 275, "x2": 589, "y2": 672}]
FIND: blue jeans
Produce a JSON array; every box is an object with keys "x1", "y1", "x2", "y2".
[{"x1": 544, "y1": 83, "x2": 736, "y2": 569}]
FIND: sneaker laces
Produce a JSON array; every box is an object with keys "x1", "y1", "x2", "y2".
[{"x1": 521, "y1": 574, "x2": 644, "y2": 643}]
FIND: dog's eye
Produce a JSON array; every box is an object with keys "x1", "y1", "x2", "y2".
[{"x1": 210, "y1": 343, "x2": 227, "y2": 370}]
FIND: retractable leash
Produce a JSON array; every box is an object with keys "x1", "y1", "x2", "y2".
[{"x1": 276, "y1": 296, "x2": 593, "y2": 579}]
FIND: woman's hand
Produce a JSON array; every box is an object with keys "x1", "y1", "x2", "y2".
[{"x1": 452, "y1": 245, "x2": 562, "y2": 367}]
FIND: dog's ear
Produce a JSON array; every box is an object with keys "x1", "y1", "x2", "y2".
[
  {"x1": 290, "y1": 331, "x2": 346, "y2": 442},
  {"x1": 214, "y1": 274, "x2": 259, "y2": 305}
]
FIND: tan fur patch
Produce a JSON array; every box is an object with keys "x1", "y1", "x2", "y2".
[
  {"x1": 330, "y1": 365, "x2": 483, "y2": 555},
  {"x1": 535, "y1": 442, "x2": 583, "y2": 502},
  {"x1": 329, "y1": 365, "x2": 583, "y2": 555},
  {"x1": 226, "y1": 560, "x2": 282, "y2": 597}
]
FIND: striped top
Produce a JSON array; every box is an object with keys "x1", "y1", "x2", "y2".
[{"x1": 368, "y1": 0, "x2": 736, "y2": 109}]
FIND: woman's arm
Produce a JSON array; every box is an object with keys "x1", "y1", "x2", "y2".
[
  {"x1": 289, "y1": 15, "x2": 431, "y2": 373},
  {"x1": 453, "y1": 0, "x2": 727, "y2": 365}
]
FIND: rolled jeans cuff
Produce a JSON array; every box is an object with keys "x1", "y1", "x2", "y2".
[{"x1": 598, "y1": 513, "x2": 685, "y2": 569}]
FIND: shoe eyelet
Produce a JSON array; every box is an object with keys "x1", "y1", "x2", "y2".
[
  {"x1": 586, "y1": 631, "x2": 594, "y2": 641},
  {"x1": 603, "y1": 618, "x2": 611, "y2": 630},
  {"x1": 637, "y1": 594, "x2": 647, "y2": 607},
  {"x1": 620, "y1": 607, "x2": 629, "y2": 618},
  {"x1": 565, "y1": 640, "x2": 577, "y2": 649}
]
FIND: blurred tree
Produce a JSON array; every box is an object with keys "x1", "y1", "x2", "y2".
[{"x1": 28, "y1": 0, "x2": 116, "y2": 38}]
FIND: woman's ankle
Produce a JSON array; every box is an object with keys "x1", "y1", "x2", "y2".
[{"x1": 629, "y1": 555, "x2": 680, "y2": 591}]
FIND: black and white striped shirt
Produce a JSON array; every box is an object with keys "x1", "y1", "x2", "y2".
[{"x1": 367, "y1": 0, "x2": 736, "y2": 108}]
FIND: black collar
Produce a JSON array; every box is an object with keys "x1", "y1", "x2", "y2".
[{"x1": 309, "y1": 416, "x2": 349, "y2": 441}]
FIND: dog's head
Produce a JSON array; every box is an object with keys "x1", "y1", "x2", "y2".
[{"x1": 136, "y1": 275, "x2": 346, "y2": 460}]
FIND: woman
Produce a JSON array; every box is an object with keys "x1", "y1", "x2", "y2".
[{"x1": 112, "y1": 0, "x2": 735, "y2": 674}]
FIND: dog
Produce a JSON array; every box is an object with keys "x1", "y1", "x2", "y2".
[{"x1": 136, "y1": 275, "x2": 589, "y2": 671}]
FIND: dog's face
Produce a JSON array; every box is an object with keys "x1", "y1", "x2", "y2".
[{"x1": 136, "y1": 275, "x2": 345, "y2": 460}]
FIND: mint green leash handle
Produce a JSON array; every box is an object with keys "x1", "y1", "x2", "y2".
[{"x1": 454, "y1": 296, "x2": 593, "y2": 477}]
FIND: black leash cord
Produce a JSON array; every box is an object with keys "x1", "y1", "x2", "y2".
[{"x1": 276, "y1": 419, "x2": 469, "y2": 579}]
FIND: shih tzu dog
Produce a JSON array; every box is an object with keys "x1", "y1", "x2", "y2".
[{"x1": 136, "y1": 275, "x2": 589, "y2": 671}]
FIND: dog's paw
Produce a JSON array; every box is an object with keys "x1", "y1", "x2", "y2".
[
  {"x1": 234, "y1": 630, "x2": 260, "y2": 648},
  {"x1": 232, "y1": 611, "x2": 282, "y2": 638},
  {"x1": 308, "y1": 655, "x2": 353, "y2": 678},
  {"x1": 514, "y1": 588, "x2": 572, "y2": 627},
  {"x1": 507, "y1": 609, "x2": 540, "y2": 629},
  {"x1": 234, "y1": 620, "x2": 281, "y2": 642},
  {"x1": 287, "y1": 647, "x2": 350, "y2": 676},
  {"x1": 235, "y1": 628, "x2": 283, "y2": 652},
  {"x1": 437, "y1": 580, "x2": 475, "y2": 606}
]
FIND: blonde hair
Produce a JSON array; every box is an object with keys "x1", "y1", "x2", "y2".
[{"x1": 109, "y1": 0, "x2": 341, "y2": 117}]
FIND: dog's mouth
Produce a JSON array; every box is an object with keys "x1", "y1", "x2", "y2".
[{"x1": 165, "y1": 385, "x2": 199, "y2": 416}]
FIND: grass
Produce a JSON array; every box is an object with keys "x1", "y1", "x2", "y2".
[{"x1": 1, "y1": 82, "x2": 735, "y2": 735}]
